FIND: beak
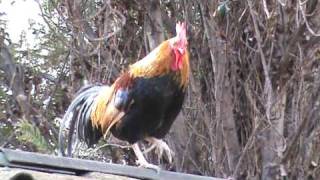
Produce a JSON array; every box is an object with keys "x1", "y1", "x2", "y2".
[{"x1": 178, "y1": 48, "x2": 185, "y2": 54}]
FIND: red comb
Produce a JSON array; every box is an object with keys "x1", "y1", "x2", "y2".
[{"x1": 176, "y1": 22, "x2": 187, "y2": 40}]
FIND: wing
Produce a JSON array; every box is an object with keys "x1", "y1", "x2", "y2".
[{"x1": 90, "y1": 73, "x2": 134, "y2": 137}]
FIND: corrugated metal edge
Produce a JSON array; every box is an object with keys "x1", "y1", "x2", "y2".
[
  {"x1": 0, "y1": 151, "x2": 9, "y2": 166},
  {"x1": 0, "y1": 148, "x2": 225, "y2": 180}
]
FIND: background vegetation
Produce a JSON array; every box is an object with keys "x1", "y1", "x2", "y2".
[{"x1": 1, "y1": 0, "x2": 320, "y2": 179}]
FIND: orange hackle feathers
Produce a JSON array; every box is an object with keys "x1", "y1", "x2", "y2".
[
  {"x1": 129, "y1": 41, "x2": 173, "y2": 78},
  {"x1": 129, "y1": 40, "x2": 190, "y2": 89}
]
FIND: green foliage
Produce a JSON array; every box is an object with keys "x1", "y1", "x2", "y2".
[
  {"x1": 0, "y1": 87, "x2": 8, "y2": 119},
  {"x1": 0, "y1": 88, "x2": 6, "y2": 101},
  {"x1": 0, "y1": 120, "x2": 13, "y2": 142},
  {"x1": 16, "y1": 120, "x2": 50, "y2": 152},
  {"x1": 41, "y1": 0, "x2": 59, "y2": 13}
]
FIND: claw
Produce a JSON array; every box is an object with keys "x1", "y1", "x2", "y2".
[
  {"x1": 137, "y1": 160, "x2": 161, "y2": 173},
  {"x1": 145, "y1": 138, "x2": 173, "y2": 164},
  {"x1": 143, "y1": 143, "x2": 157, "y2": 154},
  {"x1": 131, "y1": 143, "x2": 161, "y2": 173}
]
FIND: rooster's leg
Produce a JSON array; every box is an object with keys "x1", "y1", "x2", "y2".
[
  {"x1": 144, "y1": 137, "x2": 173, "y2": 164},
  {"x1": 131, "y1": 143, "x2": 160, "y2": 173}
]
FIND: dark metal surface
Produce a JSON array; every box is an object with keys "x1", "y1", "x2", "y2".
[{"x1": 0, "y1": 148, "x2": 224, "y2": 180}]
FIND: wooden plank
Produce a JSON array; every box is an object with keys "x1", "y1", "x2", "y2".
[{"x1": 0, "y1": 148, "x2": 224, "y2": 180}]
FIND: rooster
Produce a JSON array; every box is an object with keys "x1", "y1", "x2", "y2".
[{"x1": 59, "y1": 22, "x2": 189, "y2": 171}]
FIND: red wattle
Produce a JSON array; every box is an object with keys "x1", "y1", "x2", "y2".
[{"x1": 172, "y1": 49, "x2": 182, "y2": 71}]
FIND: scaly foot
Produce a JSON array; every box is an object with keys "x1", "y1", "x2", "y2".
[
  {"x1": 144, "y1": 137, "x2": 173, "y2": 164},
  {"x1": 131, "y1": 143, "x2": 161, "y2": 173},
  {"x1": 137, "y1": 158, "x2": 161, "y2": 173}
]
